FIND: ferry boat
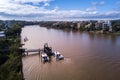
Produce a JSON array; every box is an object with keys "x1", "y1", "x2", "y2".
[
  {"x1": 44, "y1": 43, "x2": 53, "y2": 56},
  {"x1": 53, "y1": 51, "x2": 64, "y2": 60},
  {"x1": 41, "y1": 53, "x2": 49, "y2": 62}
]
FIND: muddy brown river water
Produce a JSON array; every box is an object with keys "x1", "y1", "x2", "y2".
[{"x1": 21, "y1": 25, "x2": 120, "y2": 80}]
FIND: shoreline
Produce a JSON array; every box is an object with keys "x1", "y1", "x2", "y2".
[
  {"x1": 0, "y1": 23, "x2": 24, "y2": 80},
  {"x1": 41, "y1": 25, "x2": 120, "y2": 36}
]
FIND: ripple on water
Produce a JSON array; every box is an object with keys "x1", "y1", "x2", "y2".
[{"x1": 61, "y1": 58, "x2": 73, "y2": 64}]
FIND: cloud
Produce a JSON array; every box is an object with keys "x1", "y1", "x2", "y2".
[
  {"x1": 86, "y1": 6, "x2": 96, "y2": 11},
  {"x1": 13, "y1": 0, "x2": 52, "y2": 4},
  {"x1": 43, "y1": 2, "x2": 50, "y2": 6},
  {"x1": 80, "y1": 11, "x2": 120, "y2": 20},
  {"x1": 0, "y1": 0, "x2": 119, "y2": 21},
  {"x1": 91, "y1": 2, "x2": 98, "y2": 5},
  {"x1": 99, "y1": 1, "x2": 105, "y2": 5},
  {"x1": 91, "y1": 1, "x2": 105, "y2": 6},
  {"x1": 116, "y1": 1, "x2": 120, "y2": 4},
  {"x1": 86, "y1": 1, "x2": 105, "y2": 13}
]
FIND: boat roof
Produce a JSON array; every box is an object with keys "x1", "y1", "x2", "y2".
[
  {"x1": 42, "y1": 54, "x2": 48, "y2": 57},
  {"x1": 54, "y1": 51, "x2": 60, "y2": 54}
]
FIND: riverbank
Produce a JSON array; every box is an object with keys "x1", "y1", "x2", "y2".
[
  {"x1": 0, "y1": 23, "x2": 24, "y2": 80},
  {"x1": 39, "y1": 20, "x2": 120, "y2": 36},
  {"x1": 113, "y1": 31, "x2": 120, "y2": 35},
  {"x1": 41, "y1": 25, "x2": 120, "y2": 36}
]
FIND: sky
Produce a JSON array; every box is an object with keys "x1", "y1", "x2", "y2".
[{"x1": 0, "y1": 0, "x2": 120, "y2": 21}]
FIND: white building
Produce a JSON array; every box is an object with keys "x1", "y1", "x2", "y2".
[
  {"x1": 70, "y1": 24, "x2": 74, "y2": 28},
  {"x1": 102, "y1": 23, "x2": 108, "y2": 31},
  {"x1": 85, "y1": 23, "x2": 92, "y2": 28},
  {"x1": 102, "y1": 20, "x2": 112, "y2": 31},
  {"x1": 107, "y1": 20, "x2": 112, "y2": 31},
  {"x1": 77, "y1": 22, "x2": 81, "y2": 29},
  {"x1": 0, "y1": 31, "x2": 5, "y2": 38},
  {"x1": 6, "y1": 20, "x2": 12, "y2": 28},
  {"x1": 95, "y1": 22, "x2": 99, "y2": 29}
]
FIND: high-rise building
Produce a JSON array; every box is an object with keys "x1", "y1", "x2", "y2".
[
  {"x1": 6, "y1": 20, "x2": 12, "y2": 28},
  {"x1": 107, "y1": 20, "x2": 112, "y2": 31},
  {"x1": 77, "y1": 22, "x2": 81, "y2": 29},
  {"x1": 102, "y1": 20, "x2": 112, "y2": 31}
]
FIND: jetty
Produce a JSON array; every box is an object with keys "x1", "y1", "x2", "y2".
[
  {"x1": 20, "y1": 43, "x2": 53, "y2": 56},
  {"x1": 25, "y1": 48, "x2": 44, "y2": 55}
]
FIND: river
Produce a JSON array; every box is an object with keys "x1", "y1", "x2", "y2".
[{"x1": 21, "y1": 25, "x2": 120, "y2": 80}]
